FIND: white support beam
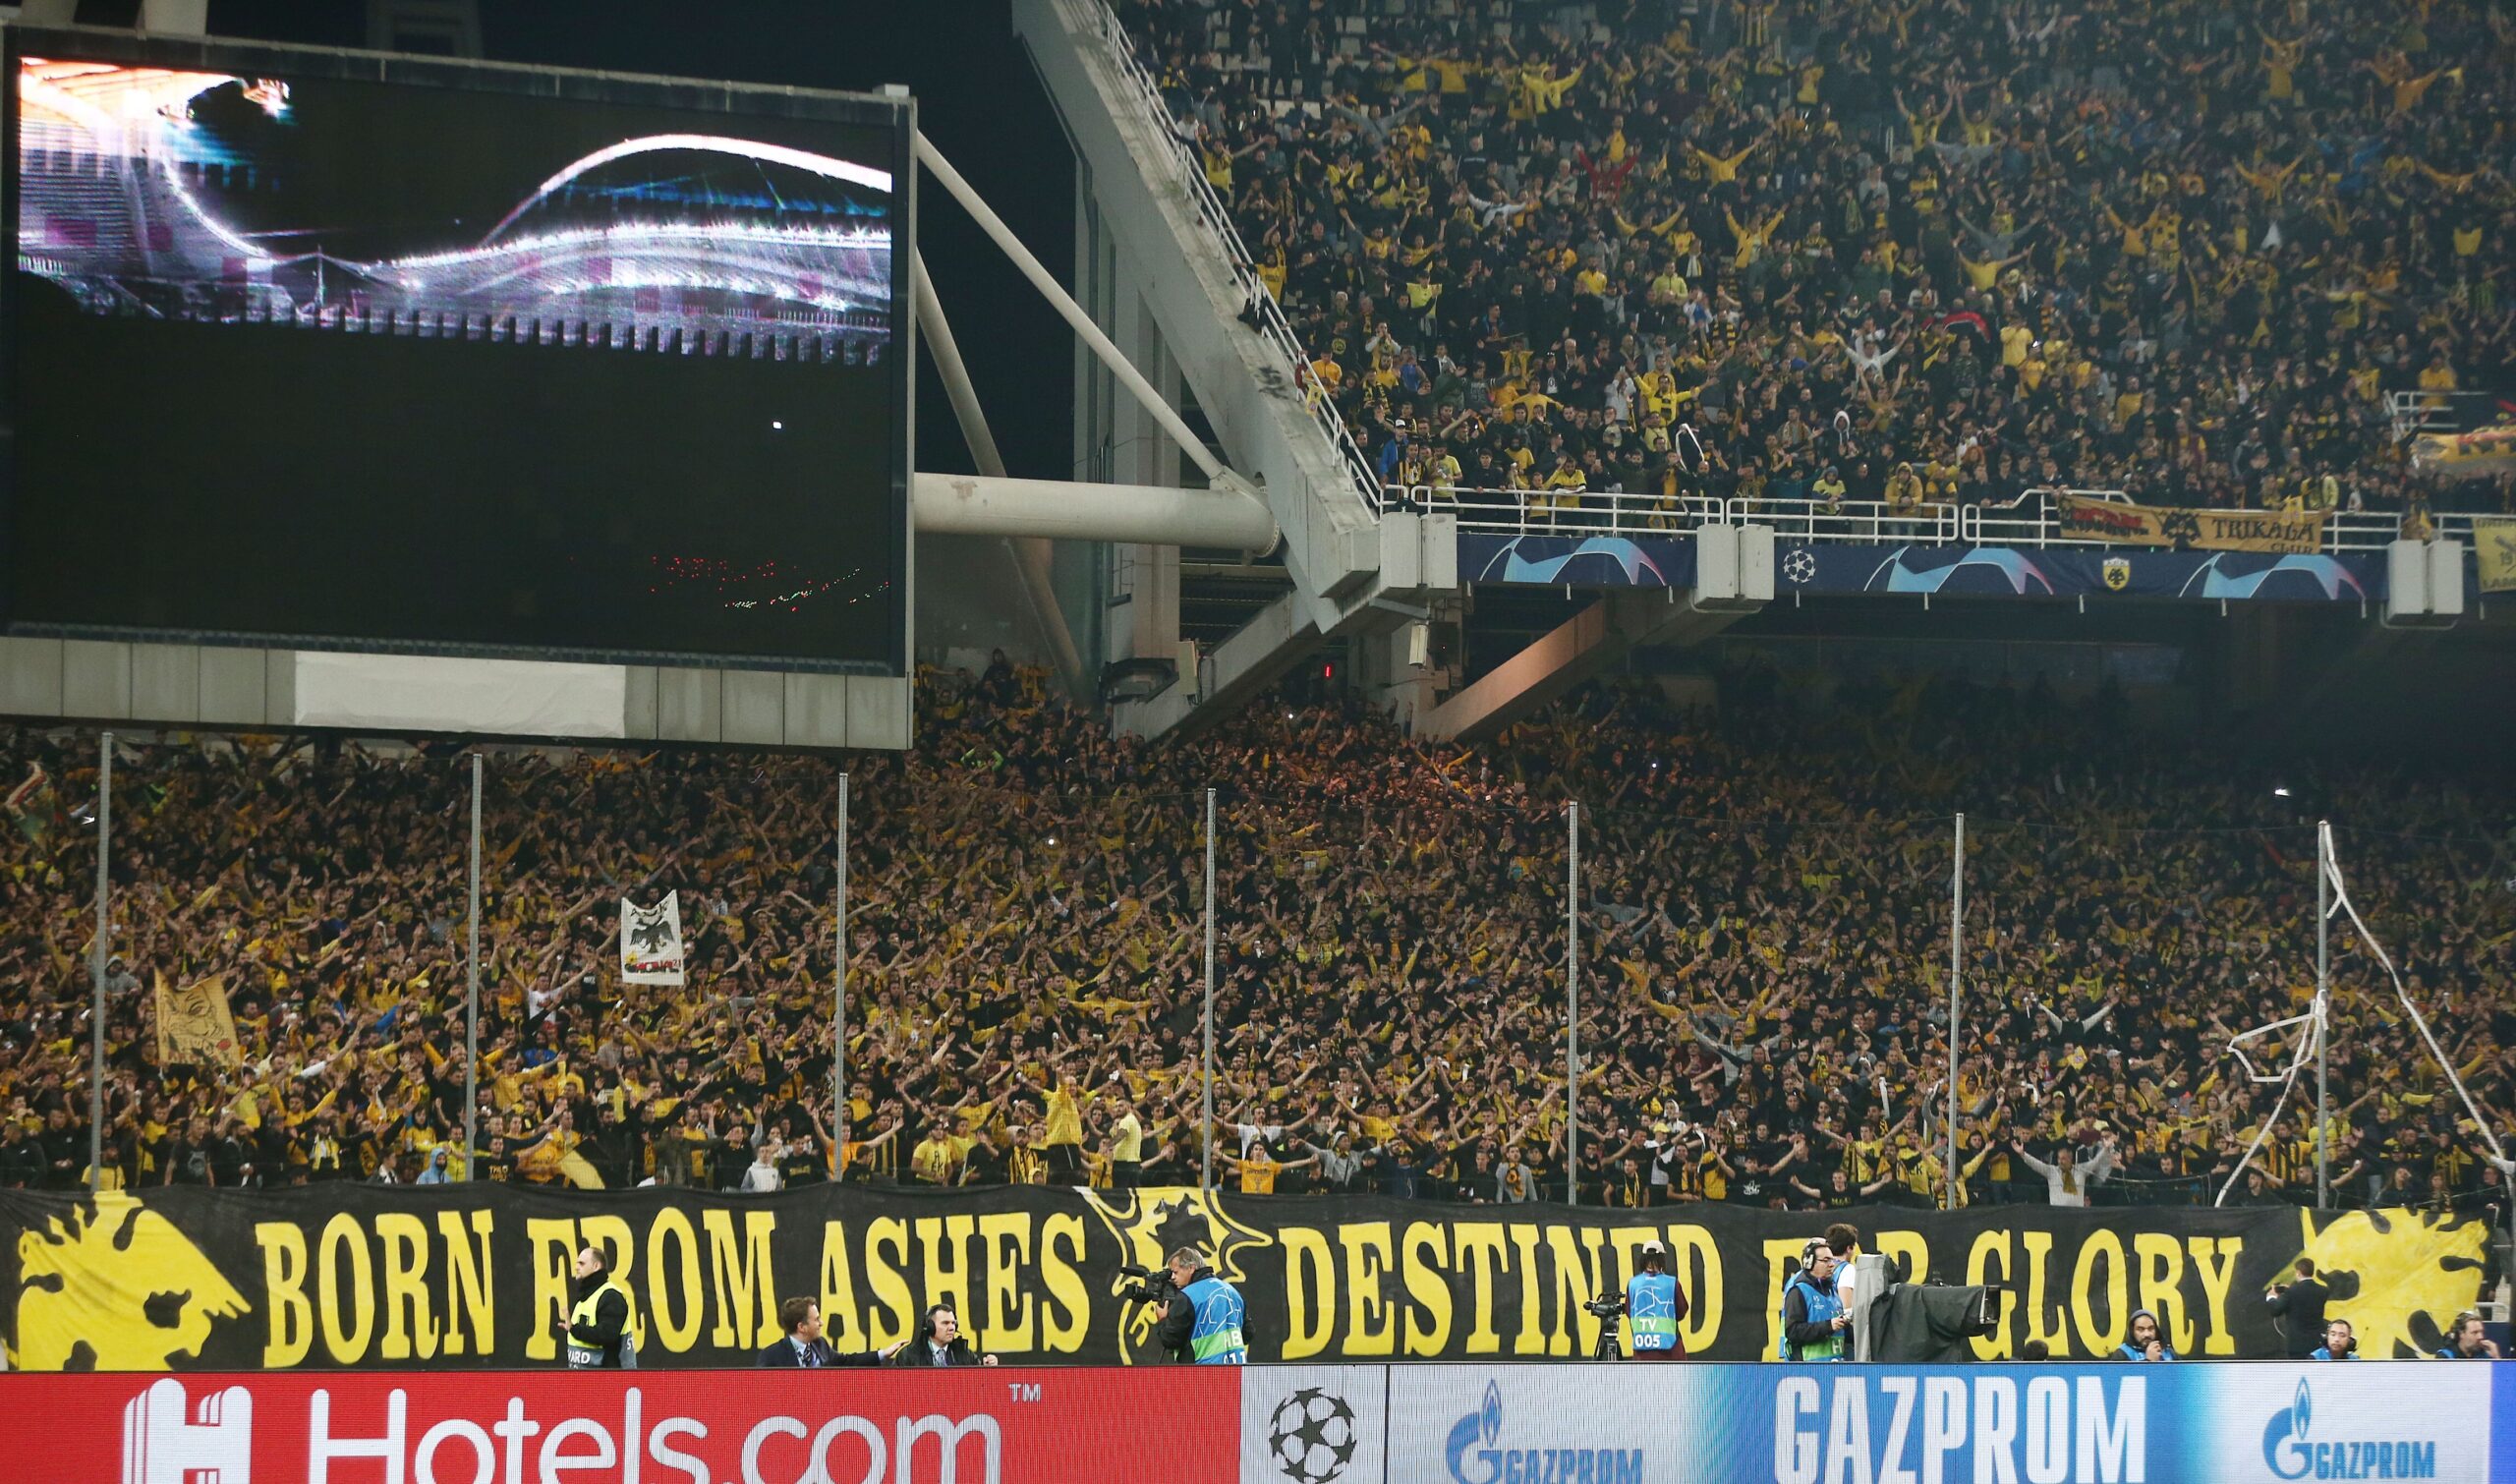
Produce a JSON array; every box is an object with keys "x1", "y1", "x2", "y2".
[
  {"x1": 913, "y1": 250, "x2": 1086, "y2": 696},
  {"x1": 915, "y1": 131, "x2": 1227, "y2": 486},
  {"x1": 912, "y1": 472, "x2": 1275, "y2": 548}
]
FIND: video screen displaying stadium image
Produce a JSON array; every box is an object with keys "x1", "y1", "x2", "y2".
[{"x1": 5, "y1": 33, "x2": 910, "y2": 673}]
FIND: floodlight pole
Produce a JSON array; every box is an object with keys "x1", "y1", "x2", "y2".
[
  {"x1": 1202, "y1": 787, "x2": 1218, "y2": 1191},
  {"x1": 1947, "y1": 812, "x2": 1964, "y2": 1211},
  {"x1": 88, "y1": 732, "x2": 110, "y2": 1194},
  {"x1": 836, "y1": 772, "x2": 851, "y2": 1148},
  {"x1": 2316, "y1": 820, "x2": 2331, "y2": 1208},
  {"x1": 1565, "y1": 800, "x2": 1580, "y2": 1207},
  {"x1": 464, "y1": 753, "x2": 482, "y2": 1180}
]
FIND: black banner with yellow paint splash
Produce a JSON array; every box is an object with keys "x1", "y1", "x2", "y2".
[{"x1": 0, "y1": 1185, "x2": 2487, "y2": 1370}]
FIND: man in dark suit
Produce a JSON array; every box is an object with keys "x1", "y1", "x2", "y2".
[
  {"x1": 759, "y1": 1296, "x2": 904, "y2": 1367},
  {"x1": 2265, "y1": 1258, "x2": 2331, "y2": 1359},
  {"x1": 887, "y1": 1304, "x2": 1001, "y2": 1367}
]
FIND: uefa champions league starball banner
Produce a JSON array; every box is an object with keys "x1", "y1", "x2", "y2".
[
  {"x1": 0, "y1": 1360, "x2": 2505, "y2": 1484},
  {"x1": 1458, "y1": 534, "x2": 2391, "y2": 602},
  {"x1": 0, "y1": 1186, "x2": 2492, "y2": 1372}
]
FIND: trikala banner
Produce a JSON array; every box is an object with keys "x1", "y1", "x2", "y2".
[
  {"x1": 2475, "y1": 515, "x2": 2516, "y2": 595},
  {"x1": 620, "y1": 892, "x2": 687, "y2": 985},
  {"x1": 152, "y1": 972, "x2": 242, "y2": 1069},
  {"x1": 0, "y1": 1186, "x2": 2488, "y2": 1372},
  {"x1": 2054, "y1": 493, "x2": 2329, "y2": 555}
]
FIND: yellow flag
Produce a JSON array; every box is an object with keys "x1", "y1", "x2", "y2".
[
  {"x1": 2475, "y1": 516, "x2": 2516, "y2": 594},
  {"x1": 153, "y1": 972, "x2": 242, "y2": 1068}
]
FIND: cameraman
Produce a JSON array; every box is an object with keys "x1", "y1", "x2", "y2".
[
  {"x1": 1155, "y1": 1245, "x2": 1249, "y2": 1364},
  {"x1": 1625, "y1": 1238, "x2": 1687, "y2": 1360},
  {"x1": 1779, "y1": 1237, "x2": 1849, "y2": 1362}
]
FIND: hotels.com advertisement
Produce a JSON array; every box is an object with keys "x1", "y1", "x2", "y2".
[{"x1": 15, "y1": 1368, "x2": 1238, "y2": 1484}]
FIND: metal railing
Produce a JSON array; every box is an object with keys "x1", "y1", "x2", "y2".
[
  {"x1": 1069, "y1": 0, "x2": 1386, "y2": 507},
  {"x1": 2387, "y1": 387, "x2": 2498, "y2": 442},
  {"x1": 1967, "y1": 487, "x2": 2482, "y2": 554},
  {"x1": 1416, "y1": 485, "x2": 2477, "y2": 555}
]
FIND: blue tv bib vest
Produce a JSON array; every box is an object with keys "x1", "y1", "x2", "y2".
[{"x1": 1183, "y1": 1276, "x2": 1247, "y2": 1364}]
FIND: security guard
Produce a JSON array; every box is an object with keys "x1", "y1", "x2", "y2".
[
  {"x1": 1157, "y1": 1244, "x2": 1248, "y2": 1364},
  {"x1": 553, "y1": 1245, "x2": 636, "y2": 1368},
  {"x1": 1778, "y1": 1236, "x2": 1848, "y2": 1361},
  {"x1": 1626, "y1": 1238, "x2": 1687, "y2": 1359}
]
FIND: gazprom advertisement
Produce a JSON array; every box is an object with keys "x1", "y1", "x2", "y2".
[{"x1": 1372, "y1": 1364, "x2": 2491, "y2": 1484}]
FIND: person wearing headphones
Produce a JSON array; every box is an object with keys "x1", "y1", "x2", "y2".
[
  {"x1": 2437, "y1": 1311, "x2": 2502, "y2": 1359},
  {"x1": 758, "y1": 1297, "x2": 910, "y2": 1367},
  {"x1": 1156, "y1": 1244, "x2": 1249, "y2": 1364},
  {"x1": 887, "y1": 1304, "x2": 1000, "y2": 1367},
  {"x1": 2310, "y1": 1319, "x2": 2361, "y2": 1360},
  {"x1": 1626, "y1": 1238, "x2": 1687, "y2": 1359},
  {"x1": 1778, "y1": 1236, "x2": 1849, "y2": 1362},
  {"x1": 2115, "y1": 1309, "x2": 2176, "y2": 1361}
]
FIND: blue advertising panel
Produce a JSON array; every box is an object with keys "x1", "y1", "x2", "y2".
[
  {"x1": 1459, "y1": 534, "x2": 1698, "y2": 589},
  {"x1": 1458, "y1": 534, "x2": 2387, "y2": 605},
  {"x1": 1774, "y1": 544, "x2": 2388, "y2": 603},
  {"x1": 1377, "y1": 1363, "x2": 2491, "y2": 1484}
]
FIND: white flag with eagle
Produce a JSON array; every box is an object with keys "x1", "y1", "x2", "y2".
[{"x1": 619, "y1": 891, "x2": 688, "y2": 985}]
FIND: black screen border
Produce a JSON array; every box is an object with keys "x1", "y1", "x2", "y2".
[{"x1": 1, "y1": 25, "x2": 914, "y2": 677}]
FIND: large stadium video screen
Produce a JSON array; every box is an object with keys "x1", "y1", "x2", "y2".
[{"x1": 4, "y1": 31, "x2": 910, "y2": 673}]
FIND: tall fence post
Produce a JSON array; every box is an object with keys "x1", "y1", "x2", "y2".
[
  {"x1": 1946, "y1": 812, "x2": 1964, "y2": 1212},
  {"x1": 836, "y1": 771, "x2": 851, "y2": 1148},
  {"x1": 2316, "y1": 819, "x2": 2331, "y2": 1208},
  {"x1": 1565, "y1": 800, "x2": 1580, "y2": 1206},
  {"x1": 464, "y1": 753, "x2": 482, "y2": 1180},
  {"x1": 88, "y1": 732, "x2": 111, "y2": 1193},
  {"x1": 1202, "y1": 787, "x2": 1218, "y2": 1192}
]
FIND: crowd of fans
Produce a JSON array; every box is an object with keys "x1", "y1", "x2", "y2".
[
  {"x1": 0, "y1": 660, "x2": 2509, "y2": 1231},
  {"x1": 1116, "y1": 0, "x2": 2516, "y2": 525}
]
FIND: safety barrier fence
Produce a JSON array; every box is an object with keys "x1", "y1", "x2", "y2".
[
  {"x1": 1408, "y1": 485, "x2": 2483, "y2": 555},
  {"x1": 10, "y1": 1356, "x2": 2509, "y2": 1483}
]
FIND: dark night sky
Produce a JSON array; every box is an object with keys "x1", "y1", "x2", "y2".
[{"x1": 202, "y1": 0, "x2": 1077, "y2": 485}]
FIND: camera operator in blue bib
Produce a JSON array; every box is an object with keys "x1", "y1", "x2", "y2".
[
  {"x1": 1157, "y1": 1245, "x2": 1248, "y2": 1364},
  {"x1": 1626, "y1": 1238, "x2": 1687, "y2": 1359},
  {"x1": 1779, "y1": 1236, "x2": 1848, "y2": 1362}
]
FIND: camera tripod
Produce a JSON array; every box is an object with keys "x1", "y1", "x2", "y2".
[{"x1": 1594, "y1": 1315, "x2": 1626, "y2": 1360}]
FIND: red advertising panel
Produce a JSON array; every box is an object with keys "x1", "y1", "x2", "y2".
[{"x1": 1, "y1": 1366, "x2": 1238, "y2": 1484}]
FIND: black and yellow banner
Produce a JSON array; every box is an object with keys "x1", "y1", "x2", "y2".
[
  {"x1": 2476, "y1": 516, "x2": 2516, "y2": 594},
  {"x1": 2055, "y1": 493, "x2": 2329, "y2": 555},
  {"x1": 0, "y1": 1185, "x2": 2488, "y2": 1370},
  {"x1": 151, "y1": 972, "x2": 242, "y2": 1069}
]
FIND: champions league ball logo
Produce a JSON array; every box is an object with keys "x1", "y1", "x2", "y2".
[{"x1": 1266, "y1": 1387, "x2": 1358, "y2": 1483}]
